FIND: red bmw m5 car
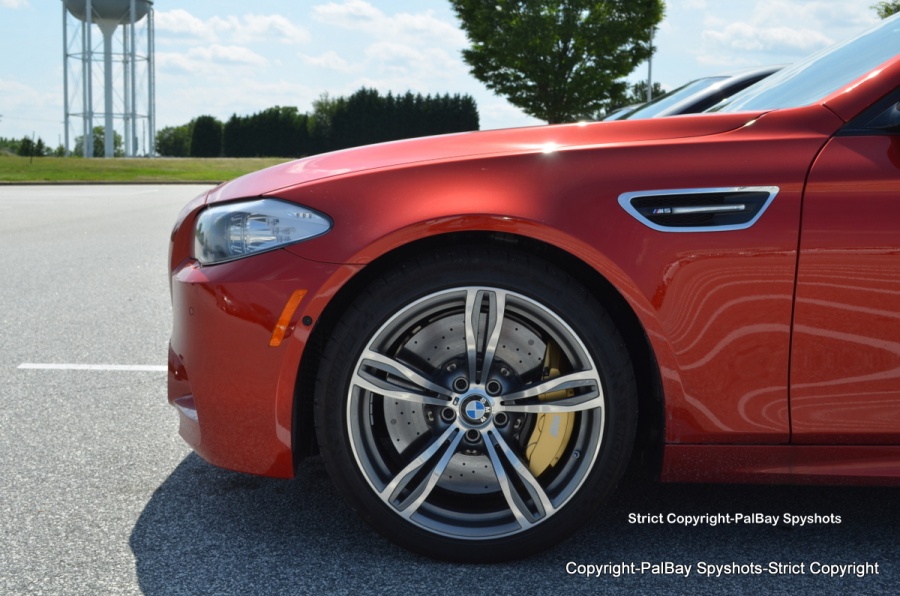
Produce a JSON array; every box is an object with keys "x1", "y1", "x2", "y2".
[{"x1": 168, "y1": 16, "x2": 900, "y2": 561}]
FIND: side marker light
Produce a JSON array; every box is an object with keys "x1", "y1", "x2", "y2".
[{"x1": 269, "y1": 289, "x2": 308, "y2": 347}]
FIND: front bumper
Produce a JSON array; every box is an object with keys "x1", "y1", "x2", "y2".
[{"x1": 168, "y1": 247, "x2": 354, "y2": 478}]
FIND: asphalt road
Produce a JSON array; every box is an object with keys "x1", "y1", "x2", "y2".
[{"x1": 0, "y1": 185, "x2": 896, "y2": 595}]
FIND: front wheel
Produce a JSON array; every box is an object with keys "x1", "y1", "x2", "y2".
[{"x1": 314, "y1": 247, "x2": 637, "y2": 561}]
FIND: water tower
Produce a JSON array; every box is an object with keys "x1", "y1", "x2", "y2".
[{"x1": 63, "y1": 0, "x2": 155, "y2": 157}]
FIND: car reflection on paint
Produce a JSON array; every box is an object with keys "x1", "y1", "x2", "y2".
[{"x1": 168, "y1": 15, "x2": 900, "y2": 562}]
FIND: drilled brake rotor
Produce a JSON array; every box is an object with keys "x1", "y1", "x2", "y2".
[{"x1": 383, "y1": 311, "x2": 546, "y2": 493}]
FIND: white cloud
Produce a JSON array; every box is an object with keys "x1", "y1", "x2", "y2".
[
  {"x1": 0, "y1": 79, "x2": 62, "y2": 139},
  {"x1": 365, "y1": 42, "x2": 461, "y2": 77},
  {"x1": 753, "y1": 0, "x2": 875, "y2": 30},
  {"x1": 702, "y1": 22, "x2": 833, "y2": 54},
  {"x1": 312, "y1": 0, "x2": 467, "y2": 46},
  {"x1": 195, "y1": 45, "x2": 268, "y2": 66},
  {"x1": 157, "y1": 45, "x2": 268, "y2": 75},
  {"x1": 155, "y1": 10, "x2": 309, "y2": 45},
  {"x1": 0, "y1": 79, "x2": 52, "y2": 110},
  {"x1": 301, "y1": 43, "x2": 466, "y2": 99},
  {"x1": 312, "y1": 0, "x2": 381, "y2": 27},
  {"x1": 209, "y1": 14, "x2": 310, "y2": 45},
  {"x1": 154, "y1": 9, "x2": 213, "y2": 40},
  {"x1": 695, "y1": 0, "x2": 877, "y2": 64},
  {"x1": 0, "y1": 0, "x2": 28, "y2": 8},
  {"x1": 300, "y1": 51, "x2": 355, "y2": 73}
]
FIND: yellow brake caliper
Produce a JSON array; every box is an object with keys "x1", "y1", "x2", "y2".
[{"x1": 525, "y1": 341, "x2": 575, "y2": 476}]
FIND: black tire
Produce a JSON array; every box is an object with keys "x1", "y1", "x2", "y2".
[{"x1": 314, "y1": 246, "x2": 637, "y2": 562}]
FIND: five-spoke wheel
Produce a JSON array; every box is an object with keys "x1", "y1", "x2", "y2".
[{"x1": 315, "y1": 248, "x2": 636, "y2": 561}]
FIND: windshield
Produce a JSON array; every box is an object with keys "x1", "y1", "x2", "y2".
[
  {"x1": 715, "y1": 14, "x2": 900, "y2": 112},
  {"x1": 625, "y1": 77, "x2": 727, "y2": 119}
]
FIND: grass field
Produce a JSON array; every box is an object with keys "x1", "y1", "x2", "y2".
[{"x1": 0, "y1": 154, "x2": 292, "y2": 183}]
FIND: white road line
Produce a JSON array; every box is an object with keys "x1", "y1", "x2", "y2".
[{"x1": 18, "y1": 363, "x2": 167, "y2": 372}]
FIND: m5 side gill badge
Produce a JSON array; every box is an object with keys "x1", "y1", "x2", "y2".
[{"x1": 618, "y1": 186, "x2": 779, "y2": 232}]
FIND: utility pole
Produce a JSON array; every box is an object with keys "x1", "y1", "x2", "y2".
[{"x1": 647, "y1": 27, "x2": 655, "y2": 102}]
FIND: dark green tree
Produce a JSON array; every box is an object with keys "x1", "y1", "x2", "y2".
[
  {"x1": 223, "y1": 114, "x2": 248, "y2": 157},
  {"x1": 451, "y1": 0, "x2": 665, "y2": 123},
  {"x1": 189, "y1": 115, "x2": 223, "y2": 158},
  {"x1": 17, "y1": 136, "x2": 35, "y2": 157},
  {"x1": 156, "y1": 124, "x2": 192, "y2": 157},
  {"x1": 74, "y1": 127, "x2": 123, "y2": 157},
  {"x1": 308, "y1": 93, "x2": 344, "y2": 154},
  {"x1": 325, "y1": 88, "x2": 480, "y2": 151},
  {"x1": 254, "y1": 106, "x2": 309, "y2": 157},
  {"x1": 330, "y1": 88, "x2": 388, "y2": 149},
  {"x1": 872, "y1": 1, "x2": 900, "y2": 17},
  {"x1": 223, "y1": 107, "x2": 311, "y2": 157},
  {"x1": 0, "y1": 136, "x2": 22, "y2": 154}
]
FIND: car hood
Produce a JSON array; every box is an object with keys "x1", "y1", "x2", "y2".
[{"x1": 207, "y1": 113, "x2": 759, "y2": 204}]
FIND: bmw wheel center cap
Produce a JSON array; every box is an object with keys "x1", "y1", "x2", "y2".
[{"x1": 461, "y1": 395, "x2": 492, "y2": 425}]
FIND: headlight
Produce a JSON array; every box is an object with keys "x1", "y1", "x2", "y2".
[{"x1": 193, "y1": 198, "x2": 331, "y2": 265}]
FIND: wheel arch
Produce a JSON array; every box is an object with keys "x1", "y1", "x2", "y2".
[{"x1": 293, "y1": 231, "x2": 665, "y2": 480}]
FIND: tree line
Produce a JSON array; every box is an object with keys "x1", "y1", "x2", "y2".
[
  {"x1": 0, "y1": 136, "x2": 65, "y2": 158},
  {"x1": 156, "y1": 88, "x2": 480, "y2": 158},
  {"x1": 1, "y1": 127, "x2": 124, "y2": 158}
]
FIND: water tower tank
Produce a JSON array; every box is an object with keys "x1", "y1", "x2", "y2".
[{"x1": 64, "y1": 0, "x2": 151, "y2": 24}]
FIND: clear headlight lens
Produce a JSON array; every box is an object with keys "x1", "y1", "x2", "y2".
[{"x1": 193, "y1": 198, "x2": 331, "y2": 265}]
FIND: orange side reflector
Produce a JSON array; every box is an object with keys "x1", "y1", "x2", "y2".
[{"x1": 269, "y1": 289, "x2": 308, "y2": 347}]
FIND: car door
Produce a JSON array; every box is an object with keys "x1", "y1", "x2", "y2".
[{"x1": 791, "y1": 95, "x2": 900, "y2": 443}]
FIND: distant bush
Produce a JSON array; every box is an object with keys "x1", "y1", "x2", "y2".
[
  {"x1": 156, "y1": 124, "x2": 192, "y2": 157},
  {"x1": 1, "y1": 135, "x2": 60, "y2": 158}
]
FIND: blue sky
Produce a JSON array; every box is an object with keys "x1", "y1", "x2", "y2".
[{"x1": 0, "y1": 1, "x2": 881, "y2": 149}]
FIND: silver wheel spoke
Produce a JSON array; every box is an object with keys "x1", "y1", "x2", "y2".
[
  {"x1": 354, "y1": 348, "x2": 453, "y2": 405},
  {"x1": 380, "y1": 425, "x2": 463, "y2": 515},
  {"x1": 500, "y1": 370, "x2": 602, "y2": 413},
  {"x1": 352, "y1": 371, "x2": 451, "y2": 407},
  {"x1": 464, "y1": 289, "x2": 507, "y2": 385},
  {"x1": 464, "y1": 290, "x2": 479, "y2": 384},
  {"x1": 484, "y1": 429, "x2": 555, "y2": 528},
  {"x1": 480, "y1": 291, "x2": 506, "y2": 386}
]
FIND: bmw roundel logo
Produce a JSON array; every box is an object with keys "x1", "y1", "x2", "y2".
[
  {"x1": 466, "y1": 400, "x2": 485, "y2": 419},
  {"x1": 461, "y1": 395, "x2": 492, "y2": 425}
]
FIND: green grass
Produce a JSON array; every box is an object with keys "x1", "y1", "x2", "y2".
[{"x1": 0, "y1": 154, "x2": 292, "y2": 183}]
